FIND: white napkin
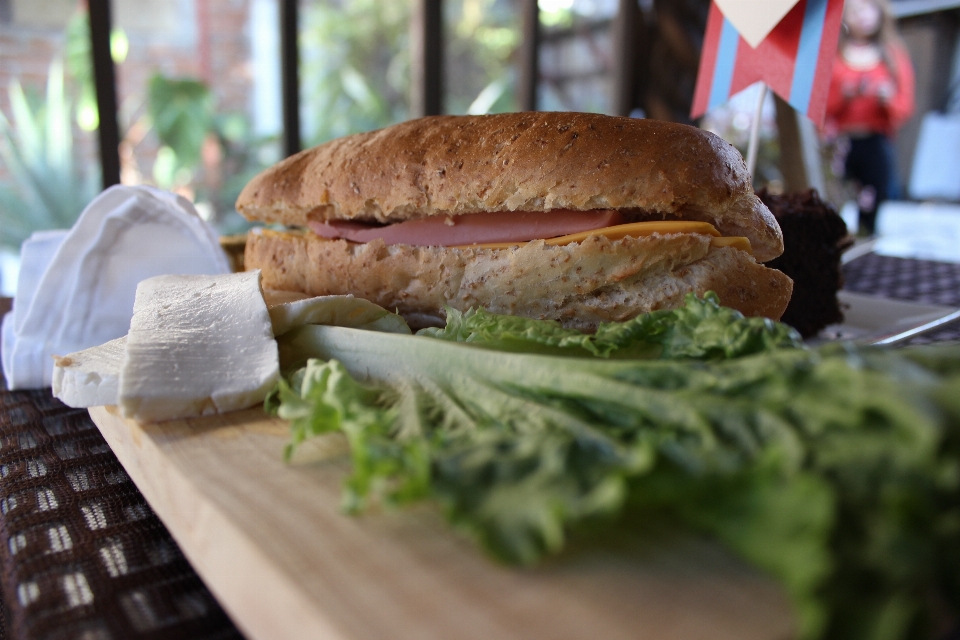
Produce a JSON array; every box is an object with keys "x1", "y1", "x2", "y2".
[
  {"x1": 1, "y1": 185, "x2": 232, "y2": 389},
  {"x1": 1, "y1": 229, "x2": 68, "y2": 384}
]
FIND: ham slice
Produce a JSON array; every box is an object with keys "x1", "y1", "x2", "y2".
[{"x1": 308, "y1": 209, "x2": 624, "y2": 246}]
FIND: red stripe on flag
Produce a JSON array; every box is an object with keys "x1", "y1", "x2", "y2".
[
  {"x1": 729, "y1": 0, "x2": 806, "y2": 99},
  {"x1": 690, "y1": 2, "x2": 726, "y2": 120},
  {"x1": 805, "y1": 0, "x2": 846, "y2": 125}
]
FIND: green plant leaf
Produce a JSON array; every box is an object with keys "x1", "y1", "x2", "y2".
[
  {"x1": 44, "y1": 60, "x2": 70, "y2": 173},
  {"x1": 7, "y1": 81, "x2": 41, "y2": 168},
  {"x1": 147, "y1": 74, "x2": 214, "y2": 169},
  {"x1": 0, "y1": 59, "x2": 96, "y2": 249}
]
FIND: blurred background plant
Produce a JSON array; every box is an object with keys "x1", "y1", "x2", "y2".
[
  {"x1": 0, "y1": 10, "x2": 124, "y2": 254},
  {"x1": 446, "y1": 0, "x2": 519, "y2": 116},
  {"x1": 143, "y1": 74, "x2": 270, "y2": 234},
  {"x1": 300, "y1": 0, "x2": 410, "y2": 144},
  {"x1": 0, "y1": 7, "x2": 271, "y2": 264},
  {"x1": 538, "y1": 0, "x2": 576, "y2": 28},
  {"x1": 299, "y1": 0, "x2": 519, "y2": 146},
  {"x1": 0, "y1": 60, "x2": 98, "y2": 251},
  {"x1": 0, "y1": 0, "x2": 557, "y2": 264},
  {"x1": 1, "y1": 0, "x2": 525, "y2": 257}
]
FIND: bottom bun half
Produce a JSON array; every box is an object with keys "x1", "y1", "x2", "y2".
[{"x1": 245, "y1": 228, "x2": 793, "y2": 331}]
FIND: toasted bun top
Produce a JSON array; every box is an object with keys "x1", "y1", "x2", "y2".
[{"x1": 236, "y1": 112, "x2": 784, "y2": 261}]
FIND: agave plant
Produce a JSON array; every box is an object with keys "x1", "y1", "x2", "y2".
[{"x1": 0, "y1": 59, "x2": 98, "y2": 251}]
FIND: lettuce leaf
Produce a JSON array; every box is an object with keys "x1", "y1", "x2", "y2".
[
  {"x1": 419, "y1": 292, "x2": 803, "y2": 359},
  {"x1": 418, "y1": 306, "x2": 602, "y2": 356},
  {"x1": 269, "y1": 294, "x2": 411, "y2": 338},
  {"x1": 270, "y1": 318, "x2": 960, "y2": 639}
]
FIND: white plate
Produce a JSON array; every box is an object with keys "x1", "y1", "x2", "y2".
[{"x1": 814, "y1": 291, "x2": 960, "y2": 345}]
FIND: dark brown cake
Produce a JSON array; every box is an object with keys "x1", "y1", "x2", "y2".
[{"x1": 758, "y1": 189, "x2": 853, "y2": 338}]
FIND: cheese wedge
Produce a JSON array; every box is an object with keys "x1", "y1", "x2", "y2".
[
  {"x1": 50, "y1": 280, "x2": 412, "y2": 419},
  {"x1": 118, "y1": 271, "x2": 279, "y2": 422},
  {"x1": 52, "y1": 336, "x2": 126, "y2": 409},
  {"x1": 4, "y1": 186, "x2": 231, "y2": 390}
]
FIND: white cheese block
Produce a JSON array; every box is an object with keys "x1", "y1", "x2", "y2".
[
  {"x1": 118, "y1": 271, "x2": 279, "y2": 422},
  {"x1": 51, "y1": 336, "x2": 126, "y2": 408},
  {"x1": 3, "y1": 185, "x2": 231, "y2": 389}
]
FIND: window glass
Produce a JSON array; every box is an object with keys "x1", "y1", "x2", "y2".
[
  {"x1": 110, "y1": 0, "x2": 267, "y2": 234},
  {"x1": 0, "y1": 0, "x2": 100, "y2": 293},
  {"x1": 538, "y1": 0, "x2": 617, "y2": 113},
  {"x1": 299, "y1": 0, "x2": 411, "y2": 145},
  {"x1": 446, "y1": 0, "x2": 520, "y2": 115}
]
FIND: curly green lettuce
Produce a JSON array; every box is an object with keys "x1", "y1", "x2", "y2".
[
  {"x1": 419, "y1": 292, "x2": 803, "y2": 359},
  {"x1": 268, "y1": 299, "x2": 960, "y2": 640}
]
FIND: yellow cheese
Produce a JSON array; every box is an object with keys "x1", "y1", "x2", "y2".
[
  {"x1": 709, "y1": 236, "x2": 753, "y2": 253},
  {"x1": 454, "y1": 220, "x2": 753, "y2": 255},
  {"x1": 545, "y1": 221, "x2": 719, "y2": 245}
]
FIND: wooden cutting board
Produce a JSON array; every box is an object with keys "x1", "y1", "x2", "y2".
[{"x1": 89, "y1": 405, "x2": 794, "y2": 640}]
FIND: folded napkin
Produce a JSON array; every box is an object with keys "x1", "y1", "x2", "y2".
[{"x1": 1, "y1": 185, "x2": 232, "y2": 389}]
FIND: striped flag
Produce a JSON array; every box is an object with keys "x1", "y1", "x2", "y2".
[{"x1": 691, "y1": 0, "x2": 845, "y2": 125}]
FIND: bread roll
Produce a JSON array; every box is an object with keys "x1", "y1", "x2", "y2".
[
  {"x1": 245, "y1": 228, "x2": 793, "y2": 331},
  {"x1": 239, "y1": 112, "x2": 793, "y2": 328},
  {"x1": 237, "y1": 113, "x2": 784, "y2": 262}
]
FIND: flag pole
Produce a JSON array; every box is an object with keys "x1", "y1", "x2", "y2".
[{"x1": 745, "y1": 83, "x2": 767, "y2": 179}]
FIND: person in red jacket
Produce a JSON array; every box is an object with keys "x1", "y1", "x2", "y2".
[{"x1": 825, "y1": 0, "x2": 915, "y2": 235}]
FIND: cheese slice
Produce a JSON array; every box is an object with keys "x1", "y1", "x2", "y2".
[
  {"x1": 452, "y1": 220, "x2": 754, "y2": 254},
  {"x1": 52, "y1": 336, "x2": 126, "y2": 408},
  {"x1": 118, "y1": 271, "x2": 279, "y2": 422},
  {"x1": 50, "y1": 279, "x2": 411, "y2": 419},
  {"x1": 709, "y1": 236, "x2": 754, "y2": 252}
]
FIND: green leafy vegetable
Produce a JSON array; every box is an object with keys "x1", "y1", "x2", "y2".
[
  {"x1": 419, "y1": 292, "x2": 803, "y2": 359},
  {"x1": 269, "y1": 302, "x2": 960, "y2": 639},
  {"x1": 270, "y1": 294, "x2": 411, "y2": 338},
  {"x1": 418, "y1": 305, "x2": 601, "y2": 355}
]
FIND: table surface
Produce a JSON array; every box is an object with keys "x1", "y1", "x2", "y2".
[{"x1": 1, "y1": 252, "x2": 959, "y2": 640}]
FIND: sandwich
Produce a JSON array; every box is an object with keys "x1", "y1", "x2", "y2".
[{"x1": 238, "y1": 112, "x2": 792, "y2": 331}]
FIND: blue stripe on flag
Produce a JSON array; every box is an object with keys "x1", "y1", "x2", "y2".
[
  {"x1": 790, "y1": 0, "x2": 828, "y2": 112},
  {"x1": 709, "y1": 18, "x2": 740, "y2": 110}
]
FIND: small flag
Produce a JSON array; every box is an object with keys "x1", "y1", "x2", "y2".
[{"x1": 691, "y1": 0, "x2": 844, "y2": 125}]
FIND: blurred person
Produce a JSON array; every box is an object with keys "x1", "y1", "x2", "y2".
[{"x1": 825, "y1": 0, "x2": 915, "y2": 235}]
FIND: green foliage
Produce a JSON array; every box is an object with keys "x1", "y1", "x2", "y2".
[
  {"x1": 270, "y1": 302, "x2": 960, "y2": 639},
  {"x1": 538, "y1": 0, "x2": 576, "y2": 28},
  {"x1": 64, "y1": 11, "x2": 128, "y2": 132},
  {"x1": 63, "y1": 11, "x2": 98, "y2": 132},
  {"x1": 421, "y1": 293, "x2": 803, "y2": 359},
  {"x1": 300, "y1": 0, "x2": 410, "y2": 144},
  {"x1": 299, "y1": 0, "x2": 520, "y2": 144},
  {"x1": 445, "y1": 0, "x2": 519, "y2": 115},
  {"x1": 0, "y1": 61, "x2": 97, "y2": 250},
  {"x1": 147, "y1": 75, "x2": 215, "y2": 187}
]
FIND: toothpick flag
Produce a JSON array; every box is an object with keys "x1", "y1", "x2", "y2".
[{"x1": 691, "y1": 0, "x2": 844, "y2": 125}]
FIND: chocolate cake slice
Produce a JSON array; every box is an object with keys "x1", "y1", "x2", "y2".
[{"x1": 757, "y1": 189, "x2": 853, "y2": 338}]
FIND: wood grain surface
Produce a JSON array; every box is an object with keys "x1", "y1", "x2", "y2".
[{"x1": 89, "y1": 405, "x2": 795, "y2": 640}]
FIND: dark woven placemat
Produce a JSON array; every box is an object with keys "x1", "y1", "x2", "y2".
[
  {"x1": 0, "y1": 386, "x2": 244, "y2": 640},
  {"x1": 0, "y1": 252, "x2": 957, "y2": 640}
]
